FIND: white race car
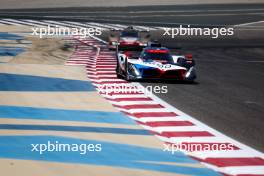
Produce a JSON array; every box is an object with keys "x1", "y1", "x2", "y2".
[{"x1": 116, "y1": 43, "x2": 196, "y2": 82}]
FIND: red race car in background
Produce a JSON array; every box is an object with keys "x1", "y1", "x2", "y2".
[{"x1": 108, "y1": 26, "x2": 150, "y2": 50}]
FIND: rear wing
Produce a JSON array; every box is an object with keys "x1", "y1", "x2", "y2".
[{"x1": 116, "y1": 48, "x2": 141, "y2": 59}]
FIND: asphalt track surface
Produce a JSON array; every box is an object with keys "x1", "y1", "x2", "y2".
[
  {"x1": 100, "y1": 29, "x2": 264, "y2": 152},
  {"x1": 143, "y1": 47, "x2": 264, "y2": 152},
  {"x1": 0, "y1": 0, "x2": 264, "y2": 9},
  {"x1": 0, "y1": 4, "x2": 264, "y2": 27},
  {"x1": 0, "y1": 3, "x2": 264, "y2": 152}
]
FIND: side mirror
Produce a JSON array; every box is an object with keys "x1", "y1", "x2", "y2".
[
  {"x1": 172, "y1": 55, "x2": 186, "y2": 63},
  {"x1": 119, "y1": 55, "x2": 124, "y2": 62}
]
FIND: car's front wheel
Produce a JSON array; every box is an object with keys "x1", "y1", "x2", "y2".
[
  {"x1": 116, "y1": 63, "x2": 123, "y2": 79},
  {"x1": 124, "y1": 59, "x2": 132, "y2": 81}
]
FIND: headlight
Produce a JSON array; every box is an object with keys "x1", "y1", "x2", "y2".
[
  {"x1": 111, "y1": 41, "x2": 118, "y2": 45},
  {"x1": 131, "y1": 64, "x2": 140, "y2": 76},
  {"x1": 128, "y1": 63, "x2": 141, "y2": 77},
  {"x1": 185, "y1": 67, "x2": 196, "y2": 78},
  {"x1": 139, "y1": 43, "x2": 147, "y2": 46}
]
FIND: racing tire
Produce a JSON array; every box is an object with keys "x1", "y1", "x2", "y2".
[
  {"x1": 116, "y1": 62, "x2": 123, "y2": 79},
  {"x1": 124, "y1": 59, "x2": 131, "y2": 81}
]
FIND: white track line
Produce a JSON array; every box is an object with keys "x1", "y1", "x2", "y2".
[
  {"x1": 104, "y1": 23, "x2": 124, "y2": 30},
  {"x1": 205, "y1": 165, "x2": 264, "y2": 175},
  {"x1": 22, "y1": 20, "x2": 53, "y2": 27},
  {"x1": 2, "y1": 19, "x2": 35, "y2": 26},
  {"x1": 43, "y1": 20, "x2": 72, "y2": 28},
  {"x1": 0, "y1": 20, "x2": 13, "y2": 25},
  {"x1": 188, "y1": 149, "x2": 263, "y2": 159},
  {"x1": 5, "y1": 19, "x2": 43, "y2": 27},
  {"x1": 63, "y1": 21, "x2": 97, "y2": 28},
  {"x1": 26, "y1": 20, "x2": 63, "y2": 27},
  {"x1": 134, "y1": 25, "x2": 150, "y2": 31},
  {"x1": 0, "y1": 19, "x2": 24, "y2": 26},
  {"x1": 87, "y1": 22, "x2": 113, "y2": 30},
  {"x1": 235, "y1": 20, "x2": 264, "y2": 27}
]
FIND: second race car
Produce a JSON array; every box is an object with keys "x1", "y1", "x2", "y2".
[
  {"x1": 116, "y1": 43, "x2": 196, "y2": 82},
  {"x1": 108, "y1": 26, "x2": 150, "y2": 50}
]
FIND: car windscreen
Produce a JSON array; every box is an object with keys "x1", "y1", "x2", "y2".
[
  {"x1": 120, "y1": 31, "x2": 138, "y2": 38},
  {"x1": 142, "y1": 51, "x2": 173, "y2": 62}
]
